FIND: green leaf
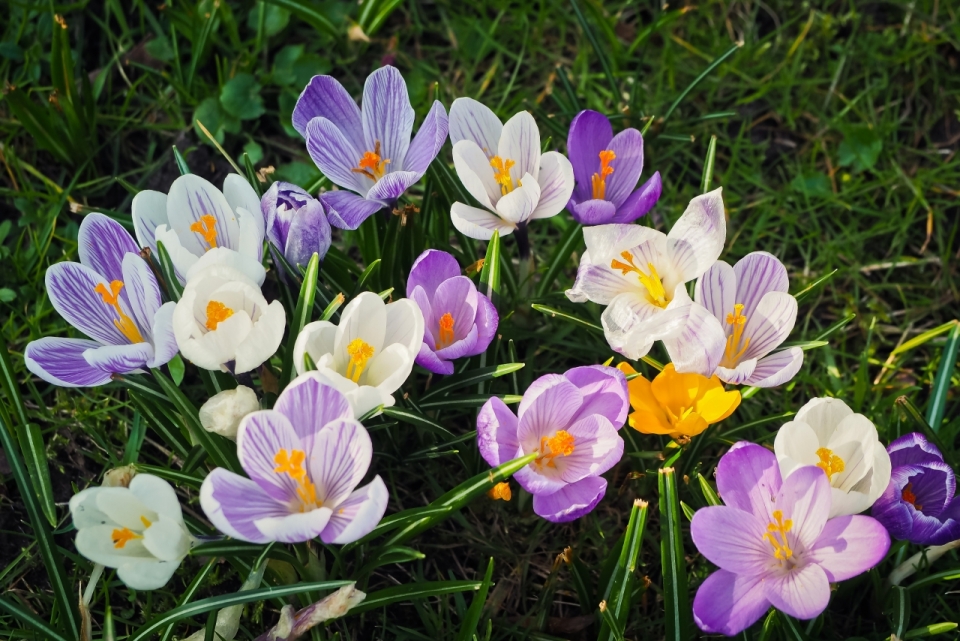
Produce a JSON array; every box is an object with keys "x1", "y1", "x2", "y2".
[
  {"x1": 891, "y1": 321, "x2": 959, "y2": 356},
  {"x1": 220, "y1": 73, "x2": 266, "y2": 120},
  {"x1": 0, "y1": 595, "x2": 69, "y2": 641},
  {"x1": 790, "y1": 171, "x2": 831, "y2": 196},
  {"x1": 345, "y1": 505, "x2": 454, "y2": 549},
  {"x1": 155, "y1": 241, "x2": 183, "y2": 301},
  {"x1": 281, "y1": 252, "x2": 320, "y2": 386},
  {"x1": 381, "y1": 407, "x2": 455, "y2": 439},
  {"x1": 926, "y1": 322, "x2": 960, "y2": 432},
  {"x1": 904, "y1": 623, "x2": 958, "y2": 638},
  {"x1": 536, "y1": 222, "x2": 581, "y2": 298},
  {"x1": 697, "y1": 474, "x2": 722, "y2": 506},
  {"x1": 780, "y1": 614, "x2": 809, "y2": 640},
  {"x1": 0, "y1": 287, "x2": 16, "y2": 302},
  {"x1": 358, "y1": 545, "x2": 425, "y2": 576},
  {"x1": 700, "y1": 135, "x2": 718, "y2": 193},
  {"x1": 793, "y1": 268, "x2": 837, "y2": 304},
  {"x1": 421, "y1": 363, "x2": 524, "y2": 400},
  {"x1": 16, "y1": 423, "x2": 57, "y2": 526},
  {"x1": 531, "y1": 304, "x2": 602, "y2": 333},
  {"x1": 271, "y1": 44, "x2": 305, "y2": 85},
  {"x1": 456, "y1": 557, "x2": 494, "y2": 641},
  {"x1": 599, "y1": 498, "x2": 649, "y2": 641},
  {"x1": 479, "y1": 230, "x2": 501, "y2": 304},
  {"x1": 837, "y1": 124, "x2": 882, "y2": 172},
  {"x1": 350, "y1": 581, "x2": 482, "y2": 615},
  {"x1": 350, "y1": 258, "x2": 381, "y2": 299},
  {"x1": 662, "y1": 43, "x2": 741, "y2": 124},
  {"x1": 247, "y1": 3, "x2": 289, "y2": 35},
  {"x1": 659, "y1": 467, "x2": 690, "y2": 641},
  {"x1": 419, "y1": 394, "x2": 522, "y2": 410},
  {"x1": 168, "y1": 354, "x2": 186, "y2": 386},
  {"x1": 261, "y1": 0, "x2": 338, "y2": 37},
  {"x1": 890, "y1": 586, "x2": 910, "y2": 641}
]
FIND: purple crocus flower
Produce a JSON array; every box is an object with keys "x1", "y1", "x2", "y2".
[
  {"x1": 24, "y1": 213, "x2": 178, "y2": 387},
  {"x1": 200, "y1": 372, "x2": 388, "y2": 544},
  {"x1": 565, "y1": 110, "x2": 662, "y2": 225},
  {"x1": 872, "y1": 433, "x2": 960, "y2": 546},
  {"x1": 405, "y1": 249, "x2": 498, "y2": 375},
  {"x1": 691, "y1": 442, "x2": 890, "y2": 636},
  {"x1": 260, "y1": 182, "x2": 332, "y2": 267},
  {"x1": 476, "y1": 366, "x2": 628, "y2": 522},
  {"x1": 293, "y1": 65, "x2": 449, "y2": 230}
]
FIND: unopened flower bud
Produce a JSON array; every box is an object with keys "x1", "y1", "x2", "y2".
[{"x1": 199, "y1": 385, "x2": 260, "y2": 440}]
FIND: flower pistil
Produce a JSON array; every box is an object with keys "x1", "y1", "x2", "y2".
[
  {"x1": 205, "y1": 300, "x2": 235, "y2": 330},
  {"x1": 763, "y1": 509, "x2": 794, "y2": 563},
  {"x1": 436, "y1": 313, "x2": 455, "y2": 349},
  {"x1": 490, "y1": 156, "x2": 517, "y2": 195},
  {"x1": 94, "y1": 280, "x2": 145, "y2": 344},
  {"x1": 189, "y1": 214, "x2": 219, "y2": 249},
  {"x1": 353, "y1": 141, "x2": 390, "y2": 181},
  {"x1": 591, "y1": 150, "x2": 616, "y2": 200},
  {"x1": 535, "y1": 430, "x2": 575, "y2": 468},
  {"x1": 345, "y1": 338, "x2": 375, "y2": 383},
  {"x1": 274, "y1": 448, "x2": 319, "y2": 509},
  {"x1": 902, "y1": 483, "x2": 922, "y2": 510},
  {"x1": 609, "y1": 252, "x2": 668, "y2": 308},
  {"x1": 721, "y1": 303, "x2": 751, "y2": 367}
]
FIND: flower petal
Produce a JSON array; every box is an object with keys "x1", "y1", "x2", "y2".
[
  {"x1": 293, "y1": 75, "x2": 364, "y2": 149},
  {"x1": 25, "y1": 337, "x2": 112, "y2": 387},
  {"x1": 610, "y1": 171, "x2": 661, "y2": 223},
  {"x1": 223, "y1": 174, "x2": 265, "y2": 242},
  {"x1": 403, "y1": 101, "x2": 449, "y2": 174},
  {"x1": 531, "y1": 475, "x2": 607, "y2": 523},
  {"x1": 732, "y1": 251, "x2": 790, "y2": 318},
  {"x1": 567, "y1": 110, "x2": 614, "y2": 203},
  {"x1": 666, "y1": 187, "x2": 726, "y2": 281},
  {"x1": 570, "y1": 199, "x2": 617, "y2": 225},
  {"x1": 498, "y1": 111, "x2": 540, "y2": 181},
  {"x1": 407, "y1": 249, "x2": 462, "y2": 300},
  {"x1": 46, "y1": 261, "x2": 128, "y2": 345},
  {"x1": 449, "y1": 97, "x2": 502, "y2": 154},
  {"x1": 309, "y1": 419, "x2": 372, "y2": 508},
  {"x1": 78, "y1": 212, "x2": 139, "y2": 283},
  {"x1": 184, "y1": 246, "x2": 266, "y2": 287},
  {"x1": 234, "y1": 300, "x2": 285, "y2": 375},
  {"x1": 200, "y1": 468, "x2": 287, "y2": 543},
  {"x1": 563, "y1": 365, "x2": 630, "y2": 428},
  {"x1": 716, "y1": 442, "x2": 782, "y2": 518},
  {"x1": 694, "y1": 260, "x2": 736, "y2": 325},
  {"x1": 516, "y1": 374, "x2": 583, "y2": 449},
  {"x1": 167, "y1": 174, "x2": 240, "y2": 257},
  {"x1": 131, "y1": 190, "x2": 168, "y2": 255},
  {"x1": 117, "y1": 559, "x2": 179, "y2": 590},
  {"x1": 306, "y1": 118, "x2": 368, "y2": 195},
  {"x1": 254, "y1": 507, "x2": 333, "y2": 544},
  {"x1": 320, "y1": 475, "x2": 389, "y2": 544},
  {"x1": 714, "y1": 359, "x2": 758, "y2": 385},
  {"x1": 142, "y1": 516, "x2": 190, "y2": 562},
  {"x1": 452, "y1": 140, "x2": 499, "y2": 210},
  {"x1": 415, "y1": 343, "x2": 455, "y2": 375},
  {"x1": 691, "y1": 505, "x2": 772, "y2": 574},
  {"x1": 76, "y1": 524, "x2": 153, "y2": 567},
  {"x1": 794, "y1": 397, "x2": 854, "y2": 445},
  {"x1": 362, "y1": 66, "x2": 415, "y2": 169},
  {"x1": 477, "y1": 396, "x2": 520, "y2": 467},
  {"x1": 451, "y1": 202, "x2": 516, "y2": 240},
  {"x1": 603, "y1": 127, "x2": 644, "y2": 207},
  {"x1": 565, "y1": 251, "x2": 637, "y2": 305},
  {"x1": 367, "y1": 170, "x2": 422, "y2": 203},
  {"x1": 662, "y1": 301, "x2": 726, "y2": 377},
  {"x1": 776, "y1": 465, "x2": 831, "y2": 549},
  {"x1": 363, "y1": 342, "x2": 414, "y2": 395},
  {"x1": 275, "y1": 371, "x2": 353, "y2": 446},
  {"x1": 432, "y1": 276, "x2": 478, "y2": 340},
  {"x1": 293, "y1": 320, "x2": 337, "y2": 375},
  {"x1": 335, "y1": 292, "x2": 387, "y2": 366},
  {"x1": 529, "y1": 152, "x2": 574, "y2": 220},
  {"x1": 763, "y1": 563, "x2": 830, "y2": 620},
  {"x1": 319, "y1": 190, "x2": 385, "y2": 230},
  {"x1": 121, "y1": 253, "x2": 161, "y2": 338},
  {"x1": 693, "y1": 570, "x2": 770, "y2": 637},
  {"x1": 83, "y1": 342, "x2": 153, "y2": 374},
  {"x1": 742, "y1": 291, "x2": 797, "y2": 360},
  {"x1": 744, "y1": 348, "x2": 804, "y2": 388},
  {"x1": 558, "y1": 414, "x2": 623, "y2": 482},
  {"x1": 886, "y1": 432, "x2": 944, "y2": 468},
  {"x1": 807, "y1": 515, "x2": 890, "y2": 581},
  {"x1": 474, "y1": 293, "x2": 498, "y2": 352},
  {"x1": 284, "y1": 198, "x2": 331, "y2": 266},
  {"x1": 236, "y1": 410, "x2": 303, "y2": 503}
]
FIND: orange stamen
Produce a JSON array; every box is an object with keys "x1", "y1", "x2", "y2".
[
  {"x1": 721, "y1": 303, "x2": 751, "y2": 368},
  {"x1": 591, "y1": 149, "x2": 616, "y2": 200},
  {"x1": 488, "y1": 482, "x2": 512, "y2": 501},
  {"x1": 94, "y1": 280, "x2": 145, "y2": 344},
  {"x1": 902, "y1": 483, "x2": 922, "y2": 510},
  {"x1": 437, "y1": 313, "x2": 455, "y2": 349},
  {"x1": 189, "y1": 214, "x2": 218, "y2": 249},
  {"x1": 111, "y1": 527, "x2": 141, "y2": 549},
  {"x1": 352, "y1": 140, "x2": 390, "y2": 181},
  {"x1": 274, "y1": 448, "x2": 320, "y2": 510},
  {"x1": 490, "y1": 156, "x2": 517, "y2": 195},
  {"x1": 535, "y1": 430, "x2": 576, "y2": 468},
  {"x1": 205, "y1": 300, "x2": 234, "y2": 331},
  {"x1": 609, "y1": 252, "x2": 668, "y2": 308}
]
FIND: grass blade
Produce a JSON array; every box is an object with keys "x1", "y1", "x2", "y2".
[
  {"x1": 891, "y1": 585, "x2": 911, "y2": 641},
  {"x1": 925, "y1": 322, "x2": 959, "y2": 432},
  {"x1": 281, "y1": 252, "x2": 320, "y2": 387},
  {"x1": 350, "y1": 581, "x2": 483, "y2": 614},
  {"x1": 663, "y1": 43, "x2": 741, "y2": 124},
  {"x1": 531, "y1": 304, "x2": 602, "y2": 333},
  {"x1": 0, "y1": 595, "x2": 69, "y2": 641},
  {"x1": 536, "y1": 222, "x2": 581, "y2": 298},
  {"x1": 381, "y1": 406, "x2": 456, "y2": 439},
  {"x1": 697, "y1": 473, "x2": 722, "y2": 506},
  {"x1": 599, "y1": 498, "x2": 649, "y2": 641},
  {"x1": 155, "y1": 241, "x2": 183, "y2": 300},
  {"x1": 456, "y1": 557, "x2": 495, "y2": 641},
  {"x1": 793, "y1": 269, "x2": 837, "y2": 304},
  {"x1": 659, "y1": 467, "x2": 690, "y2": 641},
  {"x1": 479, "y1": 230, "x2": 501, "y2": 305},
  {"x1": 569, "y1": 0, "x2": 619, "y2": 101},
  {"x1": 421, "y1": 363, "x2": 524, "y2": 400},
  {"x1": 700, "y1": 135, "x2": 718, "y2": 193}
]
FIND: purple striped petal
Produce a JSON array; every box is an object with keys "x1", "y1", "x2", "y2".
[
  {"x1": 236, "y1": 410, "x2": 303, "y2": 504},
  {"x1": 407, "y1": 249, "x2": 461, "y2": 300},
  {"x1": 807, "y1": 515, "x2": 890, "y2": 582},
  {"x1": 887, "y1": 433, "x2": 944, "y2": 467},
  {"x1": 715, "y1": 359, "x2": 757, "y2": 385},
  {"x1": 477, "y1": 396, "x2": 519, "y2": 467},
  {"x1": 693, "y1": 570, "x2": 769, "y2": 636},
  {"x1": 306, "y1": 118, "x2": 368, "y2": 195},
  {"x1": 910, "y1": 460, "x2": 955, "y2": 516},
  {"x1": 663, "y1": 302, "x2": 726, "y2": 377},
  {"x1": 742, "y1": 291, "x2": 798, "y2": 360},
  {"x1": 274, "y1": 372, "x2": 353, "y2": 447},
  {"x1": 293, "y1": 75, "x2": 364, "y2": 150},
  {"x1": 367, "y1": 170, "x2": 421, "y2": 203},
  {"x1": 764, "y1": 562, "x2": 830, "y2": 620},
  {"x1": 498, "y1": 111, "x2": 540, "y2": 181},
  {"x1": 449, "y1": 98, "x2": 502, "y2": 155},
  {"x1": 745, "y1": 348, "x2": 803, "y2": 387},
  {"x1": 25, "y1": 337, "x2": 112, "y2": 387},
  {"x1": 666, "y1": 188, "x2": 726, "y2": 282},
  {"x1": 694, "y1": 260, "x2": 736, "y2": 325},
  {"x1": 131, "y1": 190, "x2": 167, "y2": 255},
  {"x1": 610, "y1": 171, "x2": 661, "y2": 223},
  {"x1": 531, "y1": 475, "x2": 607, "y2": 523},
  {"x1": 121, "y1": 253, "x2": 161, "y2": 338},
  {"x1": 200, "y1": 468, "x2": 288, "y2": 543},
  {"x1": 564, "y1": 365, "x2": 629, "y2": 428},
  {"x1": 362, "y1": 66, "x2": 414, "y2": 170},
  {"x1": 517, "y1": 374, "x2": 583, "y2": 446},
  {"x1": 716, "y1": 442, "x2": 781, "y2": 518},
  {"x1": 284, "y1": 198, "x2": 331, "y2": 266},
  {"x1": 319, "y1": 190, "x2": 385, "y2": 230},
  {"x1": 83, "y1": 342, "x2": 153, "y2": 373},
  {"x1": 567, "y1": 110, "x2": 614, "y2": 203},
  {"x1": 320, "y1": 475, "x2": 389, "y2": 544},
  {"x1": 309, "y1": 419, "x2": 372, "y2": 508},
  {"x1": 603, "y1": 128, "x2": 644, "y2": 208},
  {"x1": 415, "y1": 343, "x2": 455, "y2": 375},
  {"x1": 254, "y1": 507, "x2": 333, "y2": 544},
  {"x1": 776, "y1": 465, "x2": 830, "y2": 549},
  {"x1": 570, "y1": 199, "x2": 617, "y2": 225},
  {"x1": 403, "y1": 101, "x2": 449, "y2": 175},
  {"x1": 559, "y1": 414, "x2": 622, "y2": 482},
  {"x1": 78, "y1": 213, "x2": 139, "y2": 283},
  {"x1": 733, "y1": 251, "x2": 790, "y2": 318},
  {"x1": 46, "y1": 262, "x2": 127, "y2": 346}
]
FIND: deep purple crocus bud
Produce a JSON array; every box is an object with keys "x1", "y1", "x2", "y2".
[
  {"x1": 405, "y1": 249, "x2": 498, "y2": 375},
  {"x1": 566, "y1": 109, "x2": 661, "y2": 225},
  {"x1": 260, "y1": 181, "x2": 332, "y2": 267},
  {"x1": 872, "y1": 433, "x2": 960, "y2": 545}
]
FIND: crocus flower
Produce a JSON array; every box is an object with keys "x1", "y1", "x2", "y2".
[
  {"x1": 774, "y1": 397, "x2": 891, "y2": 518},
  {"x1": 448, "y1": 98, "x2": 575, "y2": 245},
  {"x1": 24, "y1": 213, "x2": 178, "y2": 387},
  {"x1": 173, "y1": 264, "x2": 285, "y2": 375},
  {"x1": 616, "y1": 362, "x2": 739, "y2": 439},
  {"x1": 70, "y1": 474, "x2": 197, "y2": 590},
  {"x1": 132, "y1": 174, "x2": 266, "y2": 285},
  {"x1": 565, "y1": 109, "x2": 661, "y2": 225},
  {"x1": 406, "y1": 249, "x2": 498, "y2": 375},
  {"x1": 200, "y1": 372, "x2": 389, "y2": 544},
  {"x1": 872, "y1": 433, "x2": 960, "y2": 545},
  {"x1": 294, "y1": 292, "x2": 424, "y2": 417},
  {"x1": 476, "y1": 365, "x2": 629, "y2": 522},
  {"x1": 260, "y1": 182, "x2": 332, "y2": 267},
  {"x1": 293, "y1": 65, "x2": 448, "y2": 230},
  {"x1": 691, "y1": 442, "x2": 890, "y2": 636},
  {"x1": 566, "y1": 189, "x2": 727, "y2": 374},
  {"x1": 199, "y1": 385, "x2": 261, "y2": 440},
  {"x1": 694, "y1": 251, "x2": 803, "y2": 387}
]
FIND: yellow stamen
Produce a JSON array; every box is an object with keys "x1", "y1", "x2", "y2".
[
  {"x1": 609, "y1": 252, "x2": 668, "y2": 308},
  {"x1": 721, "y1": 303, "x2": 751, "y2": 367},
  {"x1": 535, "y1": 430, "x2": 576, "y2": 468},
  {"x1": 490, "y1": 156, "x2": 517, "y2": 195},
  {"x1": 140, "y1": 515, "x2": 152, "y2": 528},
  {"x1": 902, "y1": 483, "x2": 922, "y2": 510},
  {"x1": 111, "y1": 527, "x2": 141, "y2": 549},
  {"x1": 437, "y1": 313, "x2": 455, "y2": 349},
  {"x1": 351, "y1": 140, "x2": 391, "y2": 181},
  {"x1": 94, "y1": 280, "x2": 145, "y2": 344},
  {"x1": 815, "y1": 447, "x2": 845, "y2": 478},
  {"x1": 763, "y1": 509, "x2": 793, "y2": 562},
  {"x1": 205, "y1": 300, "x2": 235, "y2": 331},
  {"x1": 488, "y1": 481, "x2": 512, "y2": 501},
  {"x1": 274, "y1": 448, "x2": 319, "y2": 510},
  {"x1": 591, "y1": 149, "x2": 616, "y2": 200},
  {"x1": 345, "y1": 338, "x2": 375, "y2": 383},
  {"x1": 189, "y1": 214, "x2": 218, "y2": 249}
]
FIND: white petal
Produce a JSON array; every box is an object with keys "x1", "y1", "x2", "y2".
[
  {"x1": 794, "y1": 397, "x2": 854, "y2": 444},
  {"x1": 529, "y1": 151, "x2": 574, "y2": 220},
  {"x1": 166, "y1": 174, "x2": 240, "y2": 256},
  {"x1": 234, "y1": 300, "x2": 286, "y2": 374},
  {"x1": 744, "y1": 348, "x2": 803, "y2": 388},
  {"x1": 131, "y1": 190, "x2": 168, "y2": 254},
  {"x1": 450, "y1": 202, "x2": 516, "y2": 240},
  {"x1": 452, "y1": 140, "x2": 499, "y2": 209},
  {"x1": 495, "y1": 173, "x2": 540, "y2": 224},
  {"x1": 223, "y1": 174, "x2": 265, "y2": 241},
  {"x1": 666, "y1": 187, "x2": 726, "y2": 281},
  {"x1": 694, "y1": 260, "x2": 736, "y2": 324},
  {"x1": 774, "y1": 420, "x2": 821, "y2": 476},
  {"x1": 154, "y1": 225, "x2": 197, "y2": 285},
  {"x1": 199, "y1": 385, "x2": 260, "y2": 440},
  {"x1": 237, "y1": 207, "x2": 264, "y2": 264},
  {"x1": 499, "y1": 111, "x2": 540, "y2": 181},
  {"x1": 184, "y1": 246, "x2": 266, "y2": 287},
  {"x1": 565, "y1": 251, "x2": 638, "y2": 305},
  {"x1": 294, "y1": 321, "x2": 337, "y2": 375},
  {"x1": 662, "y1": 300, "x2": 726, "y2": 377},
  {"x1": 142, "y1": 516, "x2": 191, "y2": 562},
  {"x1": 334, "y1": 292, "x2": 387, "y2": 369},
  {"x1": 383, "y1": 298, "x2": 425, "y2": 358},
  {"x1": 449, "y1": 97, "x2": 502, "y2": 155},
  {"x1": 365, "y1": 343, "x2": 415, "y2": 394},
  {"x1": 117, "y1": 558, "x2": 179, "y2": 590},
  {"x1": 128, "y1": 474, "x2": 184, "y2": 523},
  {"x1": 742, "y1": 291, "x2": 798, "y2": 360},
  {"x1": 714, "y1": 359, "x2": 757, "y2": 385},
  {"x1": 582, "y1": 223, "x2": 664, "y2": 264}
]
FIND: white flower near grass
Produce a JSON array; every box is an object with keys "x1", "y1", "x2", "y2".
[{"x1": 199, "y1": 385, "x2": 260, "y2": 440}]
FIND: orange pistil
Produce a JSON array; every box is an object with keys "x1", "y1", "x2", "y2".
[
  {"x1": 436, "y1": 313, "x2": 455, "y2": 349},
  {"x1": 490, "y1": 156, "x2": 517, "y2": 195},
  {"x1": 609, "y1": 251, "x2": 668, "y2": 308},
  {"x1": 274, "y1": 448, "x2": 319, "y2": 509},
  {"x1": 488, "y1": 482, "x2": 512, "y2": 501},
  {"x1": 205, "y1": 300, "x2": 234, "y2": 331},
  {"x1": 721, "y1": 303, "x2": 751, "y2": 368},
  {"x1": 189, "y1": 214, "x2": 219, "y2": 249},
  {"x1": 111, "y1": 527, "x2": 141, "y2": 549},
  {"x1": 352, "y1": 140, "x2": 390, "y2": 181},
  {"x1": 591, "y1": 150, "x2": 616, "y2": 200},
  {"x1": 94, "y1": 280, "x2": 145, "y2": 344},
  {"x1": 535, "y1": 430, "x2": 576, "y2": 468},
  {"x1": 902, "y1": 483, "x2": 922, "y2": 510}
]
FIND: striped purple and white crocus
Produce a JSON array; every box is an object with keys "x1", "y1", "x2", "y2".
[
  {"x1": 200, "y1": 372, "x2": 388, "y2": 544},
  {"x1": 25, "y1": 213, "x2": 178, "y2": 387},
  {"x1": 293, "y1": 65, "x2": 449, "y2": 230},
  {"x1": 477, "y1": 366, "x2": 628, "y2": 523}
]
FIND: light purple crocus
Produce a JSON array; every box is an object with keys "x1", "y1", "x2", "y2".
[
  {"x1": 24, "y1": 213, "x2": 178, "y2": 387},
  {"x1": 694, "y1": 251, "x2": 803, "y2": 387},
  {"x1": 691, "y1": 442, "x2": 890, "y2": 636},
  {"x1": 200, "y1": 372, "x2": 388, "y2": 544},
  {"x1": 565, "y1": 110, "x2": 661, "y2": 225},
  {"x1": 406, "y1": 249, "x2": 498, "y2": 375},
  {"x1": 260, "y1": 182, "x2": 332, "y2": 267},
  {"x1": 872, "y1": 433, "x2": 960, "y2": 546},
  {"x1": 293, "y1": 65, "x2": 448, "y2": 230},
  {"x1": 477, "y1": 366, "x2": 628, "y2": 522}
]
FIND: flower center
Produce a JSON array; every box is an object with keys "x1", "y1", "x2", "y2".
[
  {"x1": 346, "y1": 338, "x2": 375, "y2": 383},
  {"x1": 534, "y1": 430, "x2": 576, "y2": 469},
  {"x1": 111, "y1": 516, "x2": 151, "y2": 549},
  {"x1": 763, "y1": 509, "x2": 794, "y2": 563},
  {"x1": 902, "y1": 482, "x2": 923, "y2": 510},
  {"x1": 352, "y1": 140, "x2": 390, "y2": 181},
  {"x1": 274, "y1": 448, "x2": 319, "y2": 510},
  {"x1": 815, "y1": 447, "x2": 845, "y2": 479},
  {"x1": 720, "y1": 303, "x2": 751, "y2": 368},
  {"x1": 94, "y1": 280, "x2": 145, "y2": 344},
  {"x1": 436, "y1": 313, "x2": 455, "y2": 349},
  {"x1": 205, "y1": 300, "x2": 235, "y2": 331},
  {"x1": 609, "y1": 251, "x2": 669, "y2": 308},
  {"x1": 488, "y1": 482, "x2": 512, "y2": 501},
  {"x1": 490, "y1": 156, "x2": 518, "y2": 195},
  {"x1": 189, "y1": 214, "x2": 219, "y2": 250},
  {"x1": 591, "y1": 149, "x2": 616, "y2": 200}
]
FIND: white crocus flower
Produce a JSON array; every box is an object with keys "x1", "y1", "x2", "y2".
[
  {"x1": 199, "y1": 385, "x2": 260, "y2": 440},
  {"x1": 293, "y1": 292, "x2": 424, "y2": 418},
  {"x1": 774, "y1": 397, "x2": 892, "y2": 518},
  {"x1": 70, "y1": 474, "x2": 196, "y2": 590},
  {"x1": 448, "y1": 98, "x2": 574, "y2": 240},
  {"x1": 173, "y1": 265, "x2": 285, "y2": 375},
  {"x1": 565, "y1": 189, "x2": 727, "y2": 375},
  {"x1": 132, "y1": 174, "x2": 266, "y2": 286}
]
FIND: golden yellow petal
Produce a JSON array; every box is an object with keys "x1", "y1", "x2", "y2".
[
  {"x1": 674, "y1": 412, "x2": 709, "y2": 437},
  {"x1": 629, "y1": 409, "x2": 675, "y2": 435},
  {"x1": 695, "y1": 387, "x2": 742, "y2": 423},
  {"x1": 651, "y1": 363, "x2": 702, "y2": 412}
]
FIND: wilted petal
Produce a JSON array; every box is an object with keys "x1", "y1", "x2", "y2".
[
  {"x1": 449, "y1": 97, "x2": 502, "y2": 155},
  {"x1": 78, "y1": 212, "x2": 139, "y2": 283},
  {"x1": 320, "y1": 476, "x2": 389, "y2": 544},
  {"x1": 403, "y1": 101, "x2": 449, "y2": 175},
  {"x1": 529, "y1": 152, "x2": 574, "y2": 220},
  {"x1": 666, "y1": 187, "x2": 726, "y2": 281},
  {"x1": 293, "y1": 75, "x2": 364, "y2": 149},
  {"x1": 451, "y1": 202, "x2": 516, "y2": 240},
  {"x1": 320, "y1": 190, "x2": 385, "y2": 230},
  {"x1": 361, "y1": 66, "x2": 414, "y2": 170},
  {"x1": 531, "y1": 476, "x2": 607, "y2": 523},
  {"x1": 306, "y1": 118, "x2": 368, "y2": 195},
  {"x1": 25, "y1": 337, "x2": 112, "y2": 387}
]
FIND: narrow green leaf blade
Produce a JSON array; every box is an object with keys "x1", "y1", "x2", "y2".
[
  {"x1": 281, "y1": 252, "x2": 320, "y2": 386},
  {"x1": 351, "y1": 581, "x2": 482, "y2": 615},
  {"x1": 659, "y1": 467, "x2": 690, "y2": 641},
  {"x1": 536, "y1": 222, "x2": 581, "y2": 298},
  {"x1": 479, "y1": 230, "x2": 501, "y2": 304},
  {"x1": 421, "y1": 363, "x2": 524, "y2": 400},
  {"x1": 599, "y1": 498, "x2": 649, "y2": 641},
  {"x1": 457, "y1": 557, "x2": 495, "y2": 641},
  {"x1": 926, "y1": 322, "x2": 960, "y2": 432}
]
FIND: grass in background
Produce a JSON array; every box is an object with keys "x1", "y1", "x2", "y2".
[{"x1": 1, "y1": 0, "x2": 959, "y2": 639}]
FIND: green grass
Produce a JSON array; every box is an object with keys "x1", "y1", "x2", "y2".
[{"x1": 1, "y1": 1, "x2": 959, "y2": 639}]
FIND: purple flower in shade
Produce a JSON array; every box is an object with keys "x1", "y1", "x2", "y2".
[
  {"x1": 871, "y1": 433, "x2": 960, "y2": 546},
  {"x1": 566, "y1": 110, "x2": 662, "y2": 225},
  {"x1": 405, "y1": 249, "x2": 498, "y2": 375},
  {"x1": 200, "y1": 372, "x2": 389, "y2": 544},
  {"x1": 24, "y1": 213, "x2": 178, "y2": 387},
  {"x1": 691, "y1": 442, "x2": 890, "y2": 636},
  {"x1": 260, "y1": 182, "x2": 332, "y2": 267},
  {"x1": 476, "y1": 366, "x2": 629, "y2": 523},
  {"x1": 293, "y1": 65, "x2": 448, "y2": 230}
]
